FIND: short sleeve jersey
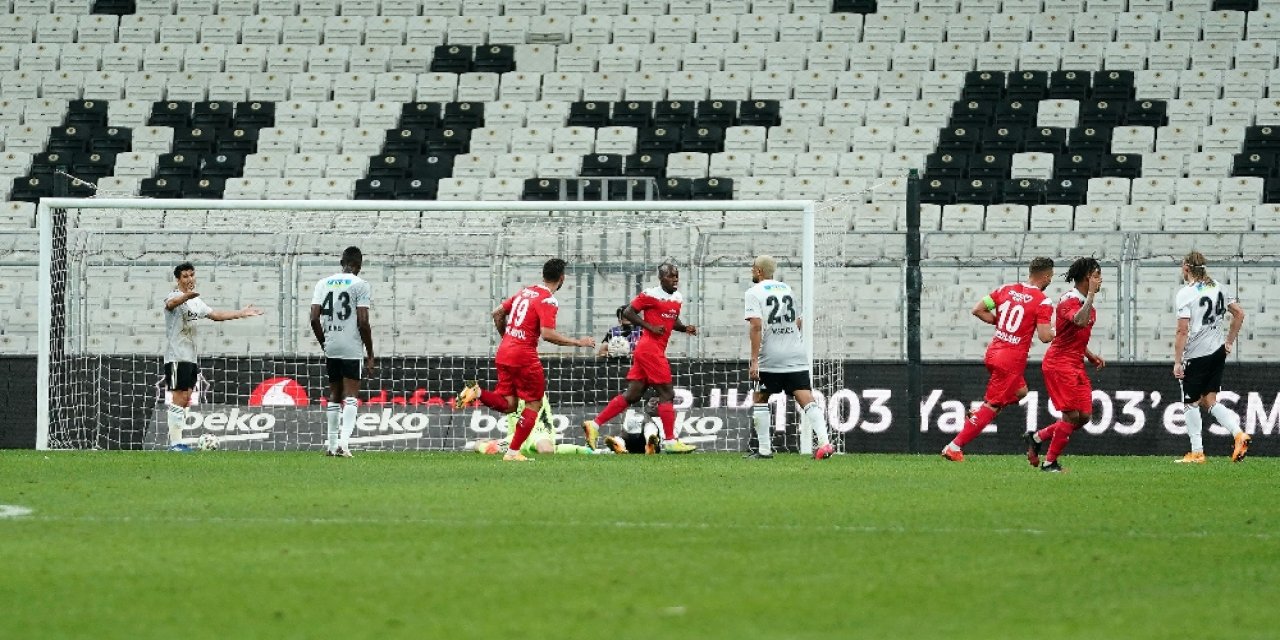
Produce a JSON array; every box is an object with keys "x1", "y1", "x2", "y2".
[
  {"x1": 496, "y1": 284, "x2": 559, "y2": 364},
  {"x1": 984, "y1": 282, "x2": 1053, "y2": 359},
  {"x1": 744, "y1": 279, "x2": 807, "y2": 372},
  {"x1": 164, "y1": 290, "x2": 213, "y2": 364},
  {"x1": 1043, "y1": 289, "x2": 1094, "y2": 368},
  {"x1": 1175, "y1": 280, "x2": 1236, "y2": 360},
  {"x1": 311, "y1": 272, "x2": 373, "y2": 360},
  {"x1": 630, "y1": 286, "x2": 683, "y2": 357}
]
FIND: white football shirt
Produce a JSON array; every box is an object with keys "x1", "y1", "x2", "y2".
[
  {"x1": 744, "y1": 279, "x2": 807, "y2": 372},
  {"x1": 1175, "y1": 280, "x2": 1236, "y2": 361},
  {"x1": 311, "y1": 272, "x2": 372, "y2": 360},
  {"x1": 164, "y1": 290, "x2": 212, "y2": 364}
]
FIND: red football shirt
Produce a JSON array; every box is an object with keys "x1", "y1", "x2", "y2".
[
  {"x1": 630, "y1": 286, "x2": 683, "y2": 357},
  {"x1": 1043, "y1": 289, "x2": 1094, "y2": 368},
  {"x1": 985, "y1": 282, "x2": 1053, "y2": 359},
  {"x1": 496, "y1": 284, "x2": 559, "y2": 365}
]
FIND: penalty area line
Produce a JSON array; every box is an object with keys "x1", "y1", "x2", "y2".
[
  {"x1": 0, "y1": 505, "x2": 34, "y2": 519},
  {"x1": 16, "y1": 513, "x2": 1277, "y2": 541}
]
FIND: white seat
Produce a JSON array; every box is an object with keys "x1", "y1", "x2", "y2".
[
  {"x1": 666, "y1": 152, "x2": 708, "y2": 179},
  {"x1": 595, "y1": 126, "x2": 636, "y2": 155},
  {"x1": 794, "y1": 152, "x2": 838, "y2": 177},
  {"x1": 1087, "y1": 177, "x2": 1131, "y2": 205},
  {"x1": 1074, "y1": 205, "x2": 1119, "y2": 231},
  {"x1": 807, "y1": 126, "x2": 850, "y2": 153},
  {"x1": 709, "y1": 151, "x2": 752, "y2": 177},
  {"x1": 1030, "y1": 205, "x2": 1074, "y2": 231},
  {"x1": 536, "y1": 153, "x2": 579, "y2": 178},
  {"x1": 493, "y1": 153, "x2": 537, "y2": 179},
  {"x1": 1037, "y1": 100, "x2": 1079, "y2": 128},
  {"x1": 453, "y1": 154, "x2": 495, "y2": 178},
  {"x1": 1163, "y1": 204, "x2": 1209, "y2": 231},
  {"x1": 1186, "y1": 152, "x2": 1232, "y2": 177},
  {"x1": 552, "y1": 126, "x2": 593, "y2": 154},
  {"x1": 1220, "y1": 177, "x2": 1264, "y2": 205},
  {"x1": 324, "y1": 154, "x2": 367, "y2": 179},
  {"x1": 1117, "y1": 205, "x2": 1162, "y2": 231},
  {"x1": 1010, "y1": 152, "x2": 1053, "y2": 180},
  {"x1": 1131, "y1": 177, "x2": 1177, "y2": 205},
  {"x1": 512, "y1": 127, "x2": 554, "y2": 153}
]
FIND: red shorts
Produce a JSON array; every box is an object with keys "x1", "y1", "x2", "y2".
[
  {"x1": 1042, "y1": 361, "x2": 1093, "y2": 414},
  {"x1": 626, "y1": 349, "x2": 672, "y2": 385},
  {"x1": 494, "y1": 359, "x2": 545, "y2": 402},
  {"x1": 983, "y1": 352, "x2": 1028, "y2": 407}
]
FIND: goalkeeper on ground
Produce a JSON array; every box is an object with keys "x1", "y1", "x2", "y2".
[{"x1": 473, "y1": 395, "x2": 626, "y2": 456}]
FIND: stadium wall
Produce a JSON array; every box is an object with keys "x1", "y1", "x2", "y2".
[
  {"x1": 19, "y1": 356, "x2": 1280, "y2": 457},
  {"x1": 0, "y1": 357, "x2": 38, "y2": 448}
]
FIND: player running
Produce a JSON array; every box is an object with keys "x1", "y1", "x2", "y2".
[
  {"x1": 582, "y1": 262, "x2": 700, "y2": 454},
  {"x1": 743, "y1": 255, "x2": 833, "y2": 460},
  {"x1": 942, "y1": 257, "x2": 1055, "y2": 462},
  {"x1": 162, "y1": 262, "x2": 263, "y2": 452},
  {"x1": 309, "y1": 247, "x2": 374, "y2": 458},
  {"x1": 1023, "y1": 257, "x2": 1105, "y2": 472},
  {"x1": 1173, "y1": 251, "x2": 1250, "y2": 464},
  {"x1": 456, "y1": 258, "x2": 596, "y2": 462}
]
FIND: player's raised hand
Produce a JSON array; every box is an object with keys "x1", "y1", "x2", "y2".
[
  {"x1": 1087, "y1": 271, "x2": 1103, "y2": 295},
  {"x1": 1173, "y1": 362, "x2": 1184, "y2": 379},
  {"x1": 577, "y1": 336, "x2": 596, "y2": 348},
  {"x1": 684, "y1": 324, "x2": 698, "y2": 336},
  {"x1": 240, "y1": 304, "x2": 264, "y2": 318}
]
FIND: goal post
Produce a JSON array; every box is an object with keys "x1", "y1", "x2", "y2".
[{"x1": 35, "y1": 197, "x2": 848, "y2": 453}]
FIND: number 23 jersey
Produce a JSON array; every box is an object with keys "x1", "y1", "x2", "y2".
[
  {"x1": 744, "y1": 279, "x2": 806, "y2": 372},
  {"x1": 311, "y1": 272, "x2": 372, "y2": 360}
]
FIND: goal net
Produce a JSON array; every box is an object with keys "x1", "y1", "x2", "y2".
[{"x1": 36, "y1": 197, "x2": 892, "y2": 453}]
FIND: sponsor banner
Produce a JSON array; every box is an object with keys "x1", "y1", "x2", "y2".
[{"x1": 43, "y1": 356, "x2": 1280, "y2": 455}]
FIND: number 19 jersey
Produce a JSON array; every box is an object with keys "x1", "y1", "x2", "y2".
[
  {"x1": 311, "y1": 272, "x2": 372, "y2": 360},
  {"x1": 744, "y1": 279, "x2": 807, "y2": 372},
  {"x1": 984, "y1": 282, "x2": 1052, "y2": 361},
  {"x1": 496, "y1": 284, "x2": 559, "y2": 365}
]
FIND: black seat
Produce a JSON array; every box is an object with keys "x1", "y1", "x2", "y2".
[
  {"x1": 400, "y1": 102, "x2": 442, "y2": 129},
  {"x1": 72, "y1": 152, "x2": 116, "y2": 181},
  {"x1": 1023, "y1": 127, "x2": 1067, "y2": 154},
  {"x1": 156, "y1": 152, "x2": 200, "y2": 179},
  {"x1": 581, "y1": 153, "x2": 624, "y2": 177},
  {"x1": 201, "y1": 153, "x2": 245, "y2": 179},
  {"x1": 1045, "y1": 178, "x2": 1087, "y2": 205},
  {"x1": 638, "y1": 126, "x2": 682, "y2": 154},
  {"x1": 384, "y1": 128, "x2": 427, "y2": 155},
  {"x1": 1092, "y1": 70, "x2": 1135, "y2": 100},
  {"x1": 1124, "y1": 100, "x2": 1167, "y2": 127},
  {"x1": 980, "y1": 127, "x2": 1025, "y2": 154},
  {"x1": 1054, "y1": 153, "x2": 1101, "y2": 180},
  {"x1": 739, "y1": 100, "x2": 780, "y2": 127},
  {"x1": 926, "y1": 152, "x2": 967, "y2": 180},
  {"x1": 609, "y1": 178, "x2": 653, "y2": 200},
  {"x1": 694, "y1": 100, "x2": 737, "y2": 129},
  {"x1": 430, "y1": 45, "x2": 473, "y2": 73},
  {"x1": 1066, "y1": 127, "x2": 1112, "y2": 154},
  {"x1": 354, "y1": 177, "x2": 396, "y2": 199},
  {"x1": 994, "y1": 100, "x2": 1037, "y2": 127},
  {"x1": 216, "y1": 127, "x2": 258, "y2": 155},
  {"x1": 442, "y1": 101, "x2": 484, "y2": 130},
  {"x1": 29, "y1": 151, "x2": 75, "y2": 176},
  {"x1": 936, "y1": 126, "x2": 980, "y2": 154},
  {"x1": 680, "y1": 125, "x2": 724, "y2": 153},
  {"x1": 65, "y1": 99, "x2": 108, "y2": 128},
  {"x1": 624, "y1": 153, "x2": 666, "y2": 178},
  {"x1": 691, "y1": 177, "x2": 732, "y2": 200},
  {"x1": 1005, "y1": 71, "x2": 1048, "y2": 101},
  {"x1": 1080, "y1": 100, "x2": 1126, "y2": 128},
  {"x1": 184, "y1": 177, "x2": 226, "y2": 198},
  {"x1": 425, "y1": 127, "x2": 471, "y2": 154},
  {"x1": 1048, "y1": 71, "x2": 1091, "y2": 101},
  {"x1": 232, "y1": 101, "x2": 275, "y2": 130},
  {"x1": 833, "y1": 0, "x2": 877, "y2": 12},
  {"x1": 47, "y1": 126, "x2": 91, "y2": 154},
  {"x1": 955, "y1": 177, "x2": 1000, "y2": 205},
  {"x1": 408, "y1": 153, "x2": 455, "y2": 180},
  {"x1": 91, "y1": 126, "x2": 132, "y2": 155},
  {"x1": 610, "y1": 101, "x2": 652, "y2": 128},
  {"x1": 522, "y1": 177, "x2": 562, "y2": 201},
  {"x1": 1234, "y1": 152, "x2": 1275, "y2": 178},
  {"x1": 473, "y1": 45, "x2": 515, "y2": 73},
  {"x1": 949, "y1": 100, "x2": 993, "y2": 128},
  {"x1": 656, "y1": 177, "x2": 692, "y2": 199},
  {"x1": 568, "y1": 101, "x2": 610, "y2": 128},
  {"x1": 140, "y1": 176, "x2": 184, "y2": 198},
  {"x1": 172, "y1": 127, "x2": 216, "y2": 155},
  {"x1": 968, "y1": 153, "x2": 1011, "y2": 180},
  {"x1": 368, "y1": 154, "x2": 410, "y2": 178},
  {"x1": 395, "y1": 177, "x2": 439, "y2": 200},
  {"x1": 192, "y1": 101, "x2": 234, "y2": 130},
  {"x1": 920, "y1": 177, "x2": 955, "y2": 205},
  {"x1": 654, "y1": 101, "x2": 695, "y2": 127},
  {"x1": 1002, "y1": 178, "x2": 1046, "y2": 206},
  {"x1": 149, "y1": 100, "x2": 191, "y2": 128},
  {"x1": 1100, "y1": 153, "x2": 1141, "y2": 179},
  {"x1": 962, "y1": 71, "x2": 1006, "y2": 102}
]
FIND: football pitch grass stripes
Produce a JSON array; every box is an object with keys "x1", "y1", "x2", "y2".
[{"x1": 2, "y1": 451, "x2": 1278, "y2": 640}]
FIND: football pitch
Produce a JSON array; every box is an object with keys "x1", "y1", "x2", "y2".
[{"x1": 2, "y1": 451, "x2": 1277, "y2": 640}]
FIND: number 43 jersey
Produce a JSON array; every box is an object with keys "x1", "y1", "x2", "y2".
[
  {"x1": 744, "y1": 279, "x2": 807, "y2": 373},
  {"x1": 311, "y1": 272, "x2": 372, "y2": 360},
  {"x1": 984, "y1": 282, "x2": 1053, "y2": 361}
]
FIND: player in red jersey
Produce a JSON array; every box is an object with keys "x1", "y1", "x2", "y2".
[
  {"x1": 941, "y1": 257, "x2": 1055, "y2": 462},
  {"x1": 1023, "y1": 257, "x2": 1106, "y2": 472},
  {"x1": 582, "y1": 262, "x2": 700, "y2": 454},
  {"x1": 455, "y1": 258, "x2": 596, "y2": 462}
]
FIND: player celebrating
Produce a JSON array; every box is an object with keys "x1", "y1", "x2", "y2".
[
  {"x1": 309, "y1": 247, "x2": 374, "y2": 458},
  {"x1": 1173, "y1": 251, "x2": 1250, "y2": 464},
  {"x1": 743, "y1": 255, "x2": 833, "y2": 460},
  {"x1": 942, "y1": 257, "x2": 1055, "y2": 462},
  {"x1": 162, "y1": 262, "x2": 262, "y2": 452},
  {"x1": 583, "y1": 262, "x2": 700, "y2": 454},
  {"x1": 1023, "y1": 257, "x2": 1105, "y2": 472},
  {"x1": 456, "y1": 258, "x2": 596, "y2": 462}
]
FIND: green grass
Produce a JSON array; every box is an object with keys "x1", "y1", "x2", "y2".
[{"x1": 2, "y1": 451, "x2": 1277, "y2": 640}]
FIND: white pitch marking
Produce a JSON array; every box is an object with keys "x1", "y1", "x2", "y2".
[
  {"x1": 347, "y1": 434, "x2": 423, "y2": 444},
  {"x1": 0, "y1": 505, "x2": 33, "y2": 519}
]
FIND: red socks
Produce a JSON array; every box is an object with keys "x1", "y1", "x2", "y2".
[
  {"x1": 507, "y1": 407, "x2": 538, "y2": 452},
  {"x1": 594, "y1": 395, "x2": 631, "y2": 426},
  {"x1": 1035, "y1": 420, "x2": 1066, "y2": 444},
  {"x1": 1045, "y1": 421, "x2": 1077, "y2": 463},
  {"x1": 478, "y1": 389, "x2": 512, "y2": 414},
  {"x1": 658, "y1": 402, "x2": 676, "y2": 440},
  {"x1": 953, "y1": 404, "x2": 998, "y2": 448}
]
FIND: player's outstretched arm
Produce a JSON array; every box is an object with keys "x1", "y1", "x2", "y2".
[
  {"x1": 309, "y1": 303, "x2": 325, "y2": 349},
  {"x1": 972, "y1": 297, "x2": 997, "y2": 325},
  {"x1": 208, "y1": 304, "x2": 262, "y2": 321},
  {"x1": 164, "y1": 291, "x2": 199, "y2": 311},
  {"x1": 540, "y1": 327, "x2": 595, "y2": 349}
]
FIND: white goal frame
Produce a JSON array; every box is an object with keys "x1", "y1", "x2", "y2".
[{"x1": 35, "y1": 198, "x2": 817, "y2": 451}]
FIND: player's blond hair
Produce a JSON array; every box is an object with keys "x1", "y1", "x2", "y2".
[
  {"x1": 753, "y1": 255, "x2": 777, "y2": 279},
  {"x1": 1184, "y1": 251, "x2": 1215, "y2": 286}
]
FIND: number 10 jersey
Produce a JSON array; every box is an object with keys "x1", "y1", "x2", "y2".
[
  {"x1": 744, "y1": 279, "x2": 807, "y2": 373},
  {"x1": 984, "y1": 282, "x2": 1053, "y2": 361},
  {"x1": 311, "y1": 272, "x2": 372, "y2": 360}
]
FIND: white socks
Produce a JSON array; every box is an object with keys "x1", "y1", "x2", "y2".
[
  {"x1": 326, "y1": 404, "x2": 340, "y2": 452},
  {"x1": 166, "y1": 404, "x2": 185, "y2": 445},
  {"x1": 804, "y1": 402, "x2": 829, "y2": 448},
  {"x1": 339, "y1": 397, "x2": 358, "y2": 450},
  {"x1": 753, "y1": 405, "x2": 772, "y2": 455},
  {"x1": 1208, "y1": 403, "x2": 1243, "y2": 437},
  {"x1": 1184, "y1": 404, "x2": 1203, "y2": 453}
]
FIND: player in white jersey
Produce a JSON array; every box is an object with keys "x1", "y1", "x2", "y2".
[
  {"x1": 163, "y1": 262, "x2": 263, "y2": 452},
  {"x1": 1173, "y1": 251, "x2": 1249, "y2": 464},
  {"x1": 743, "y1": 255, "x2": 833, "y2": 460},
  {"x1": 309, "y1": 247, "x2": 374, "y2": 457}
]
